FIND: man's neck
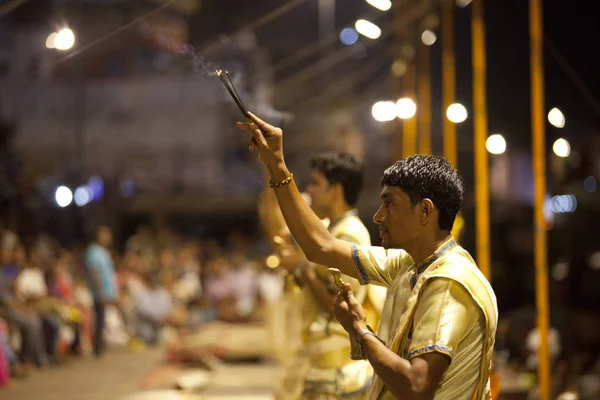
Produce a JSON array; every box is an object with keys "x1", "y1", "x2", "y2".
[
  {"x1": 406, "y1": 232, "x2": 453, "y2": 267},
  {"x1": 327, "y1": 204, "x2": 354, "y2": 225}
]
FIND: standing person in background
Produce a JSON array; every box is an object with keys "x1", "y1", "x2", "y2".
[
  {"x1": 84, "y1": 225, "x2": 118, "y2": 358},
  {"x1": 259, "y1": 152, "x2": 387, "y2": 399}
]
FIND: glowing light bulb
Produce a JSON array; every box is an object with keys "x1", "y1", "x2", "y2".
[
  {"x1": 486, "y1": 134, "x2": 506, "y2": 155},
  {"x1": 396, "y1": 98, "x2": 417, "y2": 119}
]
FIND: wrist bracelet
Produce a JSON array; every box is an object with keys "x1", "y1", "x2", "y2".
[
  {"x1": 270, "y1": 172, "x2": 294, "y2": 189},
  {"x1": 358, "y1": 330, "x2": 377, "y2": 345}
]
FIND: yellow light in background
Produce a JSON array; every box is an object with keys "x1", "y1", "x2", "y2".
[
  {"x1": 266, "y1": 255, "x2": 280, "y2": 269},
  {"x1": 421, "y1": 30, "x2": 437, "y2": 46},
  {"x1": 355, "y1": 19, "x2": 382, "y2": 39},
  {"x1": 45, "y1": 32, "x2": 57, "y2": 49},
  {"x1": 486, "y1": 134, "x2": 506, "y2": 154},
  {"x1": 552, "y1": 138, "x2": 570, "y2": 158},
  {"x1": 548, "y1": 107, "x2": 565, "y2": 128},
  {"x1": 446, "y1": 103, "x2": 468, "y2": 123},
  {"x1": 391, "y1": 59, "x2": 407, "y2": 77},
  {"x1": 366, "y1": 0, "x2": 392, "y2": 11},
  {"x1": 54, "y1": 28, "x2": 75, "y2": 51},
  {"x1": 396, "y1": 98, "x2": 417, "y2": 119},
  {"x1": 372, "y1": 101, "x2": 397, "y2": 122}
]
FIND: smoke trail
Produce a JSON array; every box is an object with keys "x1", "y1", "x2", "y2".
[{"x1": 138, "y1": 22, "x2": 217, "y2": 76}]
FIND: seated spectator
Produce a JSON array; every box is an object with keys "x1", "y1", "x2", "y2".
[
  {"x1": 0, "y1": 268, "x2": 48, "y2": 367},
  {"x1": 172, "y1": 244, "x2": 201, "y2": 306},
  {"x1": 228, "y1": 252, "x2": 258, "y2": 318},
  {"x1": 14, "y1": 248, "x2": 61, "y2": 364},
  {"x1": 0, "y1": 329, "x2": 10, "y2": 387},
  {"x1": 135, "y1": 271, "x2": 173, "y2": 345},
  {"x1": 46, "y1": 255, "x2": 83, "y2": 356},
  {"x1": 1, "y1": 245, "x2": 23, "y2": 283}
]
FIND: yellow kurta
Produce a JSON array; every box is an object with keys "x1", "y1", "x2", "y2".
[
  {"x1": 301, "y1": 211, "x2": 387, "y2": 398},
  {"x1": 351, "y1": 237, "x2": 498, "y2": 400}
]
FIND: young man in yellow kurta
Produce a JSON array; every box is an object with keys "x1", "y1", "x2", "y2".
[
  {"x1": 260, "y1": 153, "x2": 387, "y2": 399},
  {"x1": 238, "y1": 113, "x2": 498, "y2": 400}
]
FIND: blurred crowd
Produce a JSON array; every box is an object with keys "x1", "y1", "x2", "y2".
[
  {"x1": 2, "y1": 216, "x2": 600, "y2": 399},
  {"x1": 0, "y1": 222, "x2": 284, "y2": 388}
]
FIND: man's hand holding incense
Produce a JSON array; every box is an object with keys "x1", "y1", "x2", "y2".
[
  {"x1": 334, "y1": 283, "x2": 368, "y2": 338},
  {"x1": 236, "y1": 112, "x2": 287, "y2": 179}
]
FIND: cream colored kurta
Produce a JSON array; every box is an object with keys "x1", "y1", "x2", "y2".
[
  {"x1": 301, "y1": 212, "x2": 387, "y2": 398},
  {"x1": 351, "y1": 238, "x2": 498, "y2": 400}
]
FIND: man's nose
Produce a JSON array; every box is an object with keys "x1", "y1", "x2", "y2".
[{"x1": 373, "y1": 206, "x2": 385, "y2": 225}]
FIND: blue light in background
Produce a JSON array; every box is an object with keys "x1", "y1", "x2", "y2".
[
  {"x1": 340, "y1": 28, "x2": 359, "y2": 46},
  {"x1": 584, "y1": 176, "x2": 597, "y2": 193},
  {"x1": 87, "y1": 175, "x2": 104, "y2": 202}
]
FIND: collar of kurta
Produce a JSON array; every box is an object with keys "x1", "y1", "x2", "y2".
[{"x1": 410, "y1": 237, "x2": 457, "y2": 289}]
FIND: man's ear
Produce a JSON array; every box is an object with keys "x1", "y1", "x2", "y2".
[{"x1": 420, "y1": 198, "x2": 435, "y2": 226}]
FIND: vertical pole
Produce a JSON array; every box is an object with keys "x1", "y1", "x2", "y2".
[
  {"x1": 442, "y1": 0, "x2": 457, "y2": 166},
  {"x1": 392, "y1": 0, "x2": 406, "y2": 161},
  {"x1": 471, "y1": 0, "x2": 491, "y2": 280},
  {"x1": 529, "y1": 0, "x2": 551, "y2": 398},
  {"x1": 402, "y1": 60, "x2": 417, "y2": 157},
  {"x1": 394, "y1": 0, "x2": 417, "y2": 159},
  {"x1": 417, "y1": 44, "x2": 431, "y2": 154}
]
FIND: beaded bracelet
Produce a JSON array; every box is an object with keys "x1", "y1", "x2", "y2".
[{"x1": 269, "y1": 172, "x2": 294, "y2": 189}]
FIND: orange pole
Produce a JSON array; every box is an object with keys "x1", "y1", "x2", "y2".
[
  {"x1": 529, "y1": 0, "x2": 551, "y2": 398},
  {"x1": 392, "y1": 0, "x2": 406, "y2": 161},
  {"x1": 418, "y1": 44, "x2": 431, "y2": 154},
  {"x1": 442, "y1": 0, "x2": 457, "y2": 166},
  {"x1": 403, "y1": 59, "x2": 418, "y2": 157},
  {"x1": 471, "y1": 0, "x2": 491, "y2": 280}
]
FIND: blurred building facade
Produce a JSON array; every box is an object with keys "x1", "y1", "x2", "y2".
[{"x1": 1, "y1": 0, "x2": 272, "y2": 218}]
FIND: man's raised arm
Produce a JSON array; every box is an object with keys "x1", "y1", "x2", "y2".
[{"x1": 237, "y1": 112, "x2": 360, "y2": 280}]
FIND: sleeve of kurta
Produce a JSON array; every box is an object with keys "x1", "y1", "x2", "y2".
[
  {"x1": 407, "y1": 278, "x2": 474, "y2": 360},
  {"x1": 350, "y1": 244, "x2": 412, "y2": 288}
]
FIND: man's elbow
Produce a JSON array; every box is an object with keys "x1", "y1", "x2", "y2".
[
  {"x1": 388, "y1": 371, "x2": 437, "y2": 400},
  {"x1": 303, "y1": 242, "x2": 334, "y2": 266}
]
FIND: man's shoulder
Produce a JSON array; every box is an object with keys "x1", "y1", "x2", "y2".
[
  {"x1": 333, "y1": 215, "x2": 371, "y2": 245},
  {"x1": 429, "y1": 247, "x2": 498, "y2": 319}
]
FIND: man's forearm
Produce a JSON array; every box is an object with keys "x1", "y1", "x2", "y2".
[
  {"x1": 362, "y1": 334, "x2": 426, "y2": 400},
  {"x1": 258, "y1": 188, "x2": 290, "y2": 245},
  {"x1": 303, "y1": 273, "x2": 336, "y2": 312},
  {"x1": 266, "y1": 161, "x2": 335, "y2": 264}
]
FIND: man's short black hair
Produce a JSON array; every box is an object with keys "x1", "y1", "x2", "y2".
[
  {"x1": 311, "y1": 152, "x2": 364, "y2": 207},
  {"x1": 381, "y1": 154, "x2": 464, "y2": 231}
]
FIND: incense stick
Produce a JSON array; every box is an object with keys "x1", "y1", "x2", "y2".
[
  {"x1": 225, "y1": 71, "x2": 248, "y2": 113},
  {"x1": 216, "y1": 69, "x2": 248, "y2": 118}
]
